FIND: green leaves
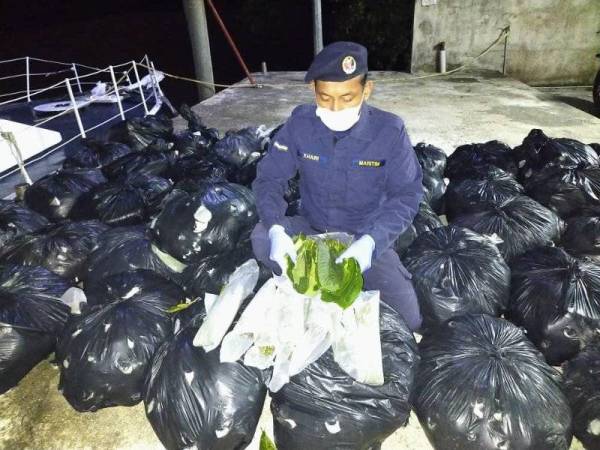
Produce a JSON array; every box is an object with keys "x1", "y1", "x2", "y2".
[
  {"x1": 259, "y1": 430, "x2": 277, "y2": 450},
  {"x1": 286, "y1": 234, "x2": 319, "y2": 296},
  {"x1": 287, "y1": 235, "x2": 363, "y2": 309}
]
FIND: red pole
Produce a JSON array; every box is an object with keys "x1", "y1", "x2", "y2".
[{"x1": 205, "y1": 0, "x2": 257, "y2": 87}]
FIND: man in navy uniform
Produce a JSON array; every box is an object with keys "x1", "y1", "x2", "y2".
[{"x1": 251, "y1": 41, "x2": 423, "y2": 331}]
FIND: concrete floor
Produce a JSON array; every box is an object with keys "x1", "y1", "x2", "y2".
[
  {"x1": 2, "y1": 70, "x2": 598, "y2": 450},
  {"x1": 175, "y1": 70, "x2": 600, "y2": 152}
]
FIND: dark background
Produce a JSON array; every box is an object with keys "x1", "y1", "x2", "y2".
[{"x1": 0, "y1": 0, "x2": 415, "y2": 108}]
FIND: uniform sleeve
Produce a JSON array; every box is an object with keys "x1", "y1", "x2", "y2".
[
  {"x1": 252, "y1": 120, "x2": 299, "y2": 230},
  {"x1": 363, "y1": 124, "x2": 423, "y2": 257}
]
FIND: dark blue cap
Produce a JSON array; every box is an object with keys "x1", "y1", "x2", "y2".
[{"x1": 305, "y1": 41, "x2": 368, "y2": 83}]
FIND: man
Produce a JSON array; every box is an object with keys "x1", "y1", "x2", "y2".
[{"x1": 251, "y1": 41, "x2": 423, "y2": 331}]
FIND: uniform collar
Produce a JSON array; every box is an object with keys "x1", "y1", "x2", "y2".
[{"x1": 312, "y1": 102, "x2": 374, "y2": 143}]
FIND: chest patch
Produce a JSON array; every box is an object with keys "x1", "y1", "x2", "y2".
[
  {"x1": 301, "y1": 152, "x2": 329, "y2": 165},
  {"x1": 352, "y1": 159, "x2": 386, "y2": 168}
]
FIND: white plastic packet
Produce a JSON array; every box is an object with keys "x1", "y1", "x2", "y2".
[
  {"x1": 207, "y1": 232, "x2": 384, "y2": 391},
  {"x1": 331, "y1": 290, "x2": 384, "y2": 386},
  {"x1": 193, "y1": 259, "x2": 259, "y2": 351}
]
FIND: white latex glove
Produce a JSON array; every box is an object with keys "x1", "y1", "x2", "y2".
[
  {"x1": 335, "y1": 235, "x2": 375, "y2": 273},
  {"x1": 268, "y1": 224, "x2": 297, "y2": 273}
]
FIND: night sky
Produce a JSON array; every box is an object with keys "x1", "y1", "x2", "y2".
[{"x1": 0, "y1": 1, "x2": 412, "y2": 108}]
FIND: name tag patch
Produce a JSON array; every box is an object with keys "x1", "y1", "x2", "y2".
[
  {"x1": 301, "y1": 153, "x2": 329, "y2": 164},
  {"x1": 352, "y1": 159, "x2": 386, "y2": 168}
]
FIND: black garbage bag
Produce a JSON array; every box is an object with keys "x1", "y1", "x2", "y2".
[
  {"x1": 514, "y1": 129, "x2": 599, "y2": 181},
  {"x1": 173, "y1": 131, "x2": 213, "y2": 158},
  {"x1": 414, "y1": 314, "x2": 572, "y2": 450},
  {"x1": 591, "y1": 143, "x2": 600, "y2": 157},
  {"x1": 181, "y1": 241, "x2": 256, "y2": 299},
  {"x1": 452, "y1": 195, "x2": 563, "y2": 261},
  {"x1": 0, "y1": 264, "x2": 71, "y2": 335},
  {"x1": 152, "y1": 183, "x2": 257, "y2": 264},
  {"x1": 445, "y1": 141, "x2": 518, "y2": 181},
  {"x1": 444, "y1": 167, "x2": 524, "y2": 220},
  {"x1": 214, "y1": 127, "x2": 269, "y2": 186},
  {"x1": 509, "y1": 246, "x2": 600, "y2": 365},
  {"x1": 213, "y1": 127, "x2": 268, "y2": 169},
  {"x1": 102, "y1": 149, "x2": 175, "y2": 181},
  {"x1": 393, "y1": 201, "x2": 443, "y2": 256},
  {"x1": 144, "y1": 321, "x2": 267, "y2": 450},
  {"x1": 0, "y1": 220, "x2": 108, "y2": 281},
  {"x1": 72, "y1": 183, "x2": 148, "y2": 226},
  {"x1": 403, "y1": 225, "x2": 510, "y2": 329},
  {"x1": 562, "y1": 340, "x2": 600, "y2": 450},
  {"x1": 82, "y1": 227, "x2": 185, "y2": 289},
  {"x1": 56, "y1": 270, "x2": 183, "y2": 411},
  {"x1": 168, "y1": 154, "x2": 230, "y2": 184},
  {"x1": 284, "y1": 175, "x2": 302, "y2": 216},
  {"x1": 421, "y1": 172, "x2": 446, "y2": 213},
  {"x1": 84, "y1": 268, "x2": 184, "y2": 310},
  {"x1": 179, "y1": 104, "x2": 205, "y2": 133},
  {"x1": 524, "y1": 165, "x2": 600, "y2": 218},
  {"x1": 270, "y1": 302, "x2": 418, "y2": 450},
  {"x1": 0, "y1": 264, "x2": 71, "y2": 394},
  {"x1": 562, "y1": 216, "x2": 600, "y2": 262},
  {"x1": 112, "y1": 115, "x2": 174, "y2": 151},
  {"x1": 0, "y1": 324, "x2": 55, "y2": 394},
  {"x1": 63, "y1": 140, "x2": 133, "y2": 169},
  {"x1": 24, "y1": 168, "x2": 106, "y2": 221},
  {"x1": 127, "y1": 174, "x2": 173, "y2": 216},
  {"x1": 414, "y1": 143, "x2": 447, "y2": 178},
  {"x1": 0, "y1": 199, "x2": 49, "y2": 247},
  {"x1": 179, "y1": 104, "x2": 219, "y2": 142}
]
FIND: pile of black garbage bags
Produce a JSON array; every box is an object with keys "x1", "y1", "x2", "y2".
[
  {"x1": 0, "y1": 108, "x2": 421, "y2": 450},
  {"x1": 402, "y1": 129, "x2": 600, "y2": 449},
  {"x1": 4, "y1": 110, "x2": 600, "y2": 449}
]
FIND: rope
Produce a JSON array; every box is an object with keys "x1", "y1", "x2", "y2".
[
  {"x1": 0, "y1": 68, "x2": 72, "y2": 81},
  {"x1": 27, "y1": 57, "x2": 102, "y2": 72},
  {"x1": 0, "y1": 130, "x2": 33, "y2": 184},
  {"x1": 137, "y1": 27, "x2": 511, "y2": 90},
  {"x1": 0, "y1": 61, "x2": 137, "y2": 107},
  {"x1": 0, "y1": 57, "x2": 26, "y2": 65}
]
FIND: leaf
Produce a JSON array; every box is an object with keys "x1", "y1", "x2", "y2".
[
  {"x1": 286, "y1": 236, "x2": 363, "y2": 308},
  {"x1": 287, "y1": 235, "x2": 318, "y2": 296},
  {"x1": 166, "y1": 299, "x2": 197, "y2": 314},
  {"x1": 259, "y1": 430, "x2": 277, "y2": 450}
]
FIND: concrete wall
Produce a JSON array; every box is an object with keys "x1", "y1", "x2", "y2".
[{"x1": 411, "y1": 0, "x2": 600, "y2": 85}]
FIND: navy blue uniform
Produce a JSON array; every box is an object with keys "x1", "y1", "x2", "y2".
[{"x1": 251, "y1": 102, "x2": 424, "y2": 330}]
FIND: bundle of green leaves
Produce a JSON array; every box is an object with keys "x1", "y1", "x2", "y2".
[{"x1": 285, "y1": 234, "x2": 363, "y2": 309}]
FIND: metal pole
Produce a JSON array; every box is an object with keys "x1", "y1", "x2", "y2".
[
  {"x1": 205, "y1": 0, "x2": 257, "y2": 86},
  {"x1": 183, "y1": 0, "x2": 216, "y2": 100},
  {"x1": 123, "y1": 71, "x2": 132, "y2": 86},
  {"x1": 65, "y1": 78, "x2": 86, "y2": 138},
  {"x1": 108, "y1": 65, "x2": 125, "y2": 121},
  {"x1": 148, "y1": 60, "x2": 160, "y2": 104},
  {"x1": 132, "y1": 61, "x2": 150, "y2": 116},
  {"x1": 72, "y1": 63, "x2": 83, "y2": 93},
  {"x1": 25, "y1": 57, "x2": 31, "y2": 102},
  {"x1": 312, "y1": 0, "x2": 323, "y2": 55}
]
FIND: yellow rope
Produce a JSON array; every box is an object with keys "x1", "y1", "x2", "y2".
[{"x1": 138, "y1": 27, "x2": 511, "y2": 90}]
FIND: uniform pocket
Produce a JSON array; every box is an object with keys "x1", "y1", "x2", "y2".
[{"x1": 346, "y1": 166, "x2": 386, "y2": 210}]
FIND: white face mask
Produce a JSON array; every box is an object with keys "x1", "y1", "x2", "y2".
[{"x1": 315, "y1": 94, "x2": 365, "y2": 132}]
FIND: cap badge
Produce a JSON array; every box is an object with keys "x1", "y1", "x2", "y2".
[{"x1": 342, "y1": 56, "x2": 356, "y2": 75}]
